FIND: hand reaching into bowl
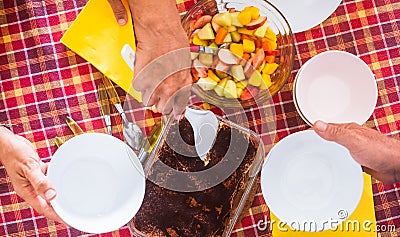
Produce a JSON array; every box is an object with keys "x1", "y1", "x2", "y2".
[
  {"x1": 0, "y1": 127, "x2": 64, "y2": 223},
  {"x1": 314, "y1": 121, "x2": 400, "y2": 183},
  {"x1": 107, "y1": 0, "x2": 192, "y2": 117}
]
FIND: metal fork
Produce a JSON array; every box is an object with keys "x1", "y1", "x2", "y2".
[
  {"x1": 54, "y1": 116, "x2": 85, "y2": 147},
  {"x1": 102, "y1": 77, "x2": 144, "y2": 150},
  {"x1": 214, "y1": 0, "x2": 264, "y2": 13}
]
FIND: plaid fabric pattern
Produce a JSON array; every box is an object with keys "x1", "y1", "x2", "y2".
[{"x1": 0, "y1": 0, "x2": 399, "y2": 236}]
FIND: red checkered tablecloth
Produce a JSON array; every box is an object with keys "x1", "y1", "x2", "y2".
[{"x1": 0, "y1": 0, "x2": 399, "y2": 236}]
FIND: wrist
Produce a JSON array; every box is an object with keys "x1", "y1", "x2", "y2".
[
  {"x1": 129, "y1": 0, "x2": 187, "y2": 44},
  {"x1": 0, "y1": 126, "x2": 12, "y2": 163},
  {"x1": 0, "y1": 125, "x2": 12, "y2": 141}
]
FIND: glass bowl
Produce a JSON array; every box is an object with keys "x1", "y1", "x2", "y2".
[{"x1": 182, "y1": 0, "x2": 295, "y2": 108}]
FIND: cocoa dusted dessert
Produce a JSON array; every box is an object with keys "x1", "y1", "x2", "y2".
[{"x1": 131, "y1": 118, "x2": 259, "y2": 237}]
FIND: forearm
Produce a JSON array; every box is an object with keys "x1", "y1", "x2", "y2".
[
  {"x1": 371, "y1": 133, "x2": 400, "y2": 177},
  {"x1": 128, "y1": 0, "x2": 186, "y2": 44},
  {"x1": 129, "y1": 0, "x2": 181, "y2": 26},
  {"x1": 357, "y1": 131, "x2": 400, "y2": 183},
  {"x1": 388, "y1": 136, "x2": 400, "y2": 182}
]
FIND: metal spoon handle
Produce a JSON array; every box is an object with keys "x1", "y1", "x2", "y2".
[{"x1": 114, "y1": 103, "x2": 130, "y2": 124}]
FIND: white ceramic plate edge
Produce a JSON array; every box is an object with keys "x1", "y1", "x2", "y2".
[
  {"x1": 48, "y1": 133, "x2": 146, "y2": 234},
  {"x1": 260, "y1": 130, "x2": 364, "y2": 232},
  {"x1": 268, "y1": 0, "x2": 342, "y2": 33}
]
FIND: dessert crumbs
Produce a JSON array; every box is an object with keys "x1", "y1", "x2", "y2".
[{"x1": 132, "y1": 118, "x2": 259, "y2": 237}]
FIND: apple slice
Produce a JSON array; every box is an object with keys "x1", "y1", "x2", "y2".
[
  {"x1": 197, "y1": 23, "x2": 215, "y2": 40},
  {"x1": 192, "y1": 59, "x2": 208, "y2": 78},
  {"x1": 223, "y1": 33, "x2": 232, "y2": 43},
  {"x1": 230, "y1": 12, "x2": 243, "y2": 27},
  {"x1": 254, "y1": 21, "x2": 269, "y2": 38},
  {"x1": 190, "y1": 52, "x2": 199, "y2": 60},
  {"x1": 227, "y1": 25, "x2": 237, "y2": 32},
  {"x1": 199, "y1": 53, "x2": 214, "y2": 67},
  {"x1": 230, "y1": 31, "x2": 241, "y2": 43},
  {"x1": 248, "y1": 70, "x2": 262, "y2": 86},
  {"x1": 231, "y1": 65, "x2": 245, "y2": 81},
  {"x1": 224, "y1": 79, "x2": 238, "y2": 98},
  {"x1": 209, "y1": 42, "x2": 218, "y2": 50},
  {"x1": 213, "y1": 12, "x2": 232, "y2": 27},
  {"x1": 245, "y1": 16, "x2": 267, "y2": 30},
  {"x1": 214, "y1": 78, "x2": 228, "y2": 96},
  {"x1": 218, "y1": 48, "x2": 240, "y2": 65},
  {"x1": 215, "y1": 61, "x2": 230, "y2": 73},
  {"x1": 197, "y1": 77, "x2": 218, "y2": 90}
]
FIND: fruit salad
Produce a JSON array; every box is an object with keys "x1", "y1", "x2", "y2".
[{"x1": 189, "y1": 6, "x2": 280, "y2": 102}]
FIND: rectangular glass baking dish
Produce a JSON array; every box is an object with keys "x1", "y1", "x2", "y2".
[{"x1": 129, "y1": 113, "x2": 265, "y2": 237}]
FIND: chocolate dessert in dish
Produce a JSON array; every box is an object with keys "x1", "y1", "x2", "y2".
[{"x1": 130, "y1": 117, "x2": 261, "y2": 237}]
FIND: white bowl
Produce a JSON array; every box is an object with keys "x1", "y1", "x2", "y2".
[
  {"x1": 48, "y1": 133, "x2": 145, "y2": 234},
  {"x1": 261, "y1": 130, "x2": 364, "y2": 232},
  {"x1": 294, "y1": 50, "x2": 377, "y2": 125}
]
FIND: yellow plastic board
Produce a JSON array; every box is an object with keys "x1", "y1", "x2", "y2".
[
  {"x1": 61, "y1": 0, "x2": 142, "y2": 101},
  {"x1": 271, "y1": 173, "x2": 376, "y2": 237}
]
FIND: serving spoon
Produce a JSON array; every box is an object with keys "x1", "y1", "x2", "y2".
[{"x1": 185, "y1": 107, "x2": 219, "y2": 162}]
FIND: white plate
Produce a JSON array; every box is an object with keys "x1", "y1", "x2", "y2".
[
  {"x1": 48, "y1": 133, "x2": 145, "y2": 234},
  {"x1": 294, "y1": 50, "x2": 377, "y2": 125},
  {"x1": 261, "y1": 130, "x2": 363, "y2": 232},
  {"x1": 268, "y1": 0, "x2": 342, "y2": 33}
]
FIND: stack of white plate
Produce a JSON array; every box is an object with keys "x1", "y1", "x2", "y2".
[{"x1": 261, "y1": 50, "x2": 377, "y2": 232}]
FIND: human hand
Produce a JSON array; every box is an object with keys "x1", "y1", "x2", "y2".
[
  {"x1": 107, "y1": 0, "x2": 129, "y2": 26},
  {"x1": 313, "y1": 121, "x2": 400, "y2": 183},
  {"x1": 132, "y1": 30, "x2": 191, "y2": 117},
  {"x1": 107, "y1": 0, "x2": 192, "y2": 117},
  {"x1": 0, "y1": 127, "x2": 64, "y2": 223}
]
